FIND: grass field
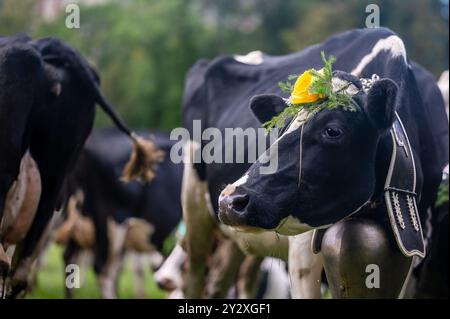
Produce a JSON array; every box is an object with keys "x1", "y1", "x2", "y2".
[
  {"x1": 26, "y1": 244, "x2": 167, "y2": 299},
  {"x1": 26, "y1": 243, "x2": 330, "y2": 299}
]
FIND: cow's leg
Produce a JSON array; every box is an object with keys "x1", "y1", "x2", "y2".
[
  {"x1": 97, "y1": 219, "x2": 127, "y2": 299},
  {"x1": 88, "y1": 200, "x2": 110, "y2": 276},
  {"x1": 0, "y1": 244, "x2": 9, "y2": 299},
  {"x1": 288, "y1": 231, "x2": 323, "y2": 299},
  {"x1": 321, "y1": 218, "x2": 412, "y2": 298},
  {"x1": 113, "y1": 254, "x2": 125, "y2": 297},
  {"x1": 204, "y1": 237, "x2": 245, "y2": 298},
  {"x1": 78, "y1": 251, "x2": 92, "y2": 288},
  {"x1": 129, "y1": 252, "x2": 146, "y2": 299},
  {"x1": 98, "y1": 253, "x2": 125, "y2": 299},
  {"x1": 7, "y1": 243, "x2": 33, "y2": 298},
  {"x1": 26, "y1": 211, "x2": 62, "y2": 295},
  {"x1": 8, "y1": 196, "x2": 56, "y2": 297},
  {"x1": 0, "y1": 153, "x2": 42, "y2": 299},
  {"x1": 236, "y1": 255, "x2": 264, "y2": 299},
  {"x1": 8, "y1": 212, "x2": 58, "y2": 299},
  {"x1": 182, "y1": 141, "x2": 215, "y2": 298},
  {"x1": 210, "y1": 226, "x2": 288, "y2": 298}
]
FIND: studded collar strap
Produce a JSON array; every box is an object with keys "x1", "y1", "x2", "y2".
[{"x1": 384, "y1": 112, "x2": 425, "y2": 258}]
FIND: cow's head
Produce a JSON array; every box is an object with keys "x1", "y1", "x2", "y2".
[{"x1": 218, "y1": 71, "x2": 398, "y2": 234}]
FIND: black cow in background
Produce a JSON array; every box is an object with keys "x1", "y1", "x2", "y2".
[
  {"x1": 0, "y1": 35, "x2": 159, "y2": 298},
  {"x1": 56, "y1": 130, "x2": 182, "y2": 298},
  {"x1": 407, "y1": 64, "x2": 449, "y2": 298}
]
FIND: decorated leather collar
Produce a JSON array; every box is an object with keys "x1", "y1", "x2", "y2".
[{"x1": 384, "y1": 112, "x2": 425, "y2": 257}]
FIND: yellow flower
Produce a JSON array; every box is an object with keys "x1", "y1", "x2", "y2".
[{"x1": 291, "y1": 69, "x2": 325, "y2": 104}]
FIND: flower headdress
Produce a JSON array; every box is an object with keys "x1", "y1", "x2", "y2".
[{"x1": 263, "y1": 51, "x2": 359, "y2": 131}]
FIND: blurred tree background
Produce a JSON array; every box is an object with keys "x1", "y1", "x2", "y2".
[{"x1": 1, "y1": 0, "x2": 448, "y2": 130}]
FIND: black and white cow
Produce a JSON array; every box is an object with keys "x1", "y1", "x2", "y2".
[
  {"x1": 0, "y1": 35, "x2": 158, "y2": 298},
  {"x1": 181, "y1": 28, "x2": 448, "y2": 298},
  {"x1": 56, "y1": 129, "x2": 182, "y2": 298},
  {"x1": 217, "y1": 28, "x2": 448, "y2": 298}
]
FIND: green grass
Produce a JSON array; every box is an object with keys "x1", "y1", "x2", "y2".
[{"x1": 26, "y1": 244, "x2": 167, "y2": 299}]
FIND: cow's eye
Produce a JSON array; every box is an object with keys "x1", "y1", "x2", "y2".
[{"x1": 324, "y1": 127, "x2": 343, "y2": 139}]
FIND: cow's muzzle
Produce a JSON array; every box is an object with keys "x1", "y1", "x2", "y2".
[{"x1": 218, "y1": 185, "x2": 250, "y2": 227}]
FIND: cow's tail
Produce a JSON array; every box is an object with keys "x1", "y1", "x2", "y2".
[
  {"x1": 35, "y1": 37, "x2": 165, "y2": 183},
  {"x1": 94, "y1": 90, "x2": 165, "y2": 183}
]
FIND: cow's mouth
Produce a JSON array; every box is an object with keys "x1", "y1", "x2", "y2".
[
  {"x1": 218, "y1": 184, "x2": 279, "y2": 231},
  {"x1": 219, "y1": 184, "x2": 314, "y2": 236}
]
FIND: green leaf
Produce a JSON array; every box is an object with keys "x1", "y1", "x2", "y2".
[{"x1": 265, "y1": 51, "x2": 356, "y2": 132}]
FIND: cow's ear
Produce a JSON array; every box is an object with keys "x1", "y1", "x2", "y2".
[
  {"x1": 250, "y1": 94, "x2": 286, "y2": 124},
  {"x1": 365, "y1": 79, "x2": 398, "y2": 131}
]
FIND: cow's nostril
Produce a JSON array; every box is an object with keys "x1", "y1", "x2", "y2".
[{"x1": 230, "y1": 193, "x2": 249, "y2": 212}]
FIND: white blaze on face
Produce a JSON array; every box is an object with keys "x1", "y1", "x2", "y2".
[
  {"x1": 225, "y1": 111, "x2": 305, "y2": 191},
  {"x1": 280, "y1": 111, "x2": 306, "y2": 138},
  {"x1": 255, "y1": 110, "x2": 306, "y2": 172},
  {"x1": 351, "y1": 35, "x2": 408, "y2": 77},
  {"x1": 232, "y1": 173, "x2": 249, "y2": 187}
]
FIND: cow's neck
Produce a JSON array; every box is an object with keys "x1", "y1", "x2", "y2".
[{"x1": 372, "y1": 133, "x2": 394, "y2": 203}]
